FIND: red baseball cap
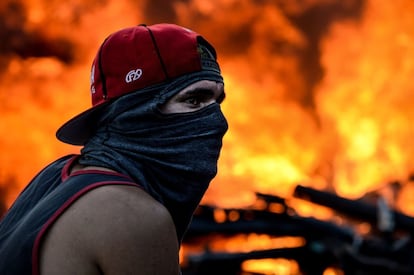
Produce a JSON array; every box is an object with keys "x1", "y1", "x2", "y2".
[{"x1": 56, "y1": 23, "x2": 222, "y2": 145}]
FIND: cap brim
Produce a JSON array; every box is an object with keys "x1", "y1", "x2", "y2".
[{"x1": 56, "y1": 102, "x2": 109, "y2": 146}]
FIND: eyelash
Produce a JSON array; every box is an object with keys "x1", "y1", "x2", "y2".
[{"x1": 184, "y1": 96, "x2": 206, "y2": 106}]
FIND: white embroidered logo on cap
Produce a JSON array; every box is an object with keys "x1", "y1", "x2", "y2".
[{"x1": 125, "y1": 68, "x2": 143, "y2": 83}]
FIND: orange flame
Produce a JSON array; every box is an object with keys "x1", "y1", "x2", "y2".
[{"x1": 1, "y1": 0, "x2": 414, "y2": 273}]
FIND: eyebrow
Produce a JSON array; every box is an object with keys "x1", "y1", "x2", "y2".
[
  {"x1": 181, "y1": 87, "x2": 226, "y2": 103},
  {"x1": 183, "y1": 88, "x2": 214, "y2": 96}
]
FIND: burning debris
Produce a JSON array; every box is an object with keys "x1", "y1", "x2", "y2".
[{"x1": 181, "y1": 184, "x2": 414, "y2": 275}]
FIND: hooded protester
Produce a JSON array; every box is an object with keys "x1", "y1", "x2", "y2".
[{"x1": 0, "y1": 23, "x2": 228, "y2": 275}]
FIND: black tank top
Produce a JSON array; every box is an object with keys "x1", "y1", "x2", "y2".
[{"x1": 0, "y1": 155, "x2": 139, "y2": 275}]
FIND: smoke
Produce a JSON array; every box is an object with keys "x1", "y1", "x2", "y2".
[
  {"x1": 0, "y1": 0, "x2": 366, "y2": 105},
  {"x1": 0, "y1": 0, "x2": 76, "y2": 72},
  {"x1": 173, "y1": 0, "x2": 366, "y2": 110},
  {"x1": 140, "y1": 0, "x2": 177, "y2": 23}
]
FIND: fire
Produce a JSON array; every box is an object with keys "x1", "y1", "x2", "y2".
[
  {"x1": 1, "y1": 0, "x2": 414, "y2": 273},
  {"x1": 242, "y1": 259, "x2": 301, "y2": 275},
  {"x1": 316, "y1": 0, "x2": 414, "y2": 201}
]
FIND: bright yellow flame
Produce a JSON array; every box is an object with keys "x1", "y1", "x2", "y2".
[
  {"x1": 242, "y1": 258, "x2": 300, "y2": 275},
  {"x1": 289, "y1": 198, "x2": 334, "y2": 220},
  {"x1": 323, "y1": 267, "x2": 344, "y2": 275},
  {"x1": 207, "y1": 234, "x2": 306, "y2": 253}
]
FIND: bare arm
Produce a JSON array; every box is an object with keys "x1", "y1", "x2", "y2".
[{"x1": 40, "y1": 185, "x2": 180, "y2": 275}]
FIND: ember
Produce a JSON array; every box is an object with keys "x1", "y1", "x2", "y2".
[{"x1": 1, "y1": 0, "x2": 414, "y2": 274}]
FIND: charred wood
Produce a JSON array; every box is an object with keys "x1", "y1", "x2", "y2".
[
  {"x1": 181, "y1": 189, "x2": 414, "y2": 275},
  {"x1": 185, "y1": 205, "x2": 355, "y2": 243},
  {"x1": 293, "y1": 185, "x2": 414, "y2": 233},
  {"x1": 182, "y1": 245, "x2": 333, "y2": 275}
]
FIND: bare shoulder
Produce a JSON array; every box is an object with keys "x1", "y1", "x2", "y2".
[{"x1": 40, "y1": 185, "x2": 179, "y2": 275}]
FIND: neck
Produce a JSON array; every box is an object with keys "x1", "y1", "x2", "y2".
[{"x1": 70, "y1": 163, "x2": 117, "y2": 175}]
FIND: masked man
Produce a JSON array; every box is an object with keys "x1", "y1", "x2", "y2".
[{"x1": 0, "y1": 23, "x2": 228, "y2": 275}]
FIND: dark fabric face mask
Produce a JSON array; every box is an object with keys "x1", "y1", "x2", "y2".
[{"x1": 79, "y1": 73, "x2": 228, "y2": 242}]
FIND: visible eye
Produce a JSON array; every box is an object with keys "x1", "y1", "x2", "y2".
[
  {"x1": 158, "y1": 84, "x2": 225, "y2": 114},
  {"x1": 183, "y1": 95, "x2": 209, "y2": 108}
]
